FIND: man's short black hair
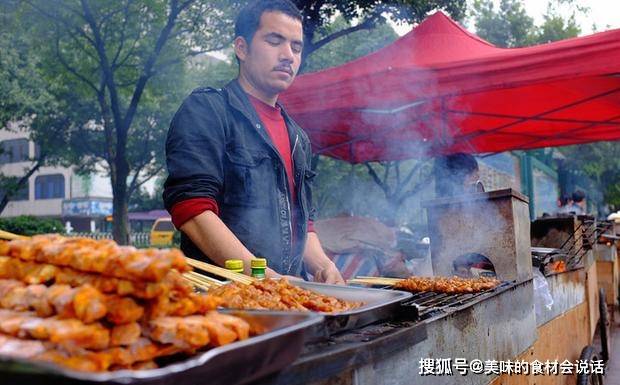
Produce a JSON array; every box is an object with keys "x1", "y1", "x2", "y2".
[
  {"x1": 433, "y1": 153, "x2": 479, "y2": 197},
  {"x1": 444, "y1": 153, "x2": 479, "y2": 175},
  {"x1": 572, "y1": 190, "x2": 586, "y2": 203},
  {"x1": 235, "y1": 0, "x2": 303, "y2": 45}
]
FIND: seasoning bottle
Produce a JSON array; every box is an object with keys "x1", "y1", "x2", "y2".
[
  {"x1": 225, "y1": 259, "x2": 244, "y2": 274},
  {"x1": 251, "y1": 258, "x2": 267, "y2": 279}
]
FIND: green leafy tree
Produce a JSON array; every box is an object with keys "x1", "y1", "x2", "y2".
[
  {"x1": 470, "y1": 0, "x2": 536, "y2": 47},
  {"x1": 471, "y1": 0, "x2": 588, "y2": 47},
  {"x1": 562, "y1": 143, "x2": 620, "y2": 211},
  {"x1": 7, "y1": 0, "x2": 239, "y2": 244},
  {"x1": 129, "y1": 177, "x2": 166, "y2": 212},
  {"x1": 228, "y1": 0, "x2": 467, "y2": 65},
  {"x1": 0, "y1": 4, "x2": 70, "y2": 212},
  {"x1": 290, "y1": 0, "x2": 467, "y2": 63},
  {"x1": 303, "y1": 15, "x2": 398, "y2": 73}
]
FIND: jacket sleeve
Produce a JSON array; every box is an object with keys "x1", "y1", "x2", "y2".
[
  {"x1": 163, "y1": 90, "x2": 227, "y2": 212},
  {"x1": 304, "y1": 133, "x2": 318, "y2": 223}
]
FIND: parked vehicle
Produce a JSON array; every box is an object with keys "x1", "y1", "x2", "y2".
[{"x1": 150, "y1": 217, "x2": 175, "y2": 247}]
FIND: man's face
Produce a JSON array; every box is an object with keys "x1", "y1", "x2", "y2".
[{"x1": 237, "y1": 11, "x2": 303, "y2": 96}]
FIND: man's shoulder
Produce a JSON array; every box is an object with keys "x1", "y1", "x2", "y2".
[
  {"x1": 187, "y1": 86, "x2": 227, "y2": 102},
  {"x1": 180, "y1": 86, "x2": 230, "y2": 112},
  {"x1": 191, "y1": 86, "x2": 224, "y2": 95}
]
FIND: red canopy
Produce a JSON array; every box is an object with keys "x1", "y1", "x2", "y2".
[{"x1": 281, "y1": 12, "x2": 620, "y2": 163}]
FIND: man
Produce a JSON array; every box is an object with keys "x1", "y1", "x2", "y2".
[
  {"x1": 163, "y1": 0, "x2": 344, "y2": 284},
  {"x1": 559, "y1": 190, "x2": 586, "y2": 215},
  {"x1": 433, "y1": 153, "x2": 484, "y2": 197}
]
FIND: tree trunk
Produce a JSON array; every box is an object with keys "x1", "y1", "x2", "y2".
[
  {"x1": 112, "y1": 181, "x2": 129, "y2": 245},
  {"x1": 111, "y1": 158, "x2": 130, "y2": 245},
  {"x1": 383, "y1": 198, "x2": 399, "y2": 227}
]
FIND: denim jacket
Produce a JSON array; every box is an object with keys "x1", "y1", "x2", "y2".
[{"x1": 163, "y1": 80, "x2": 316, "y2": 275}]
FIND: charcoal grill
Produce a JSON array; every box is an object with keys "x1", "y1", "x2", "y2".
[
  {"x1": 532, "y1": 215, "x2": 601, "y2": 272},
  {"x1": 393, "y1": 281, "x2": 514, "y2": 320}
]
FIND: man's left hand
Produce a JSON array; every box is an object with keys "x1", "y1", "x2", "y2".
[{"x1": 314, "y1": 262, "x2": 345, "y2": 285}]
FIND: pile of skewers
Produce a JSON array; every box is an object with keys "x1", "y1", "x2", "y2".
[
  {"x1": 349, "y1": 275, "x2": 501, "y2": 294},
  {"x1": 0, "y1": 235, "x2": 250, "y2": 372},
  {"x1": 184, "y1": 259, "x2": 361, "y2": 313}
]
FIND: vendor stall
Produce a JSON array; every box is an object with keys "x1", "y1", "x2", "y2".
[{"x1": 2, "y1": 10, "x2": 620, "y2": 385}]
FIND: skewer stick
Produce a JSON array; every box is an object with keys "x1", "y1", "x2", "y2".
[
  {"x1": 0, "y1": 229, "x2": 29, "y2": 240},
  {"x1": 355, "y1": 276, "x2": 402, "y2": 280},
  {"x1": 185, "y1": 258, "x2": 254, "y2": 284},
  {"x1": 348, "y1": 277, "x2": 404, "y2": 286},
  {"x1": 185, "y1": 271, "x2": 225, "y2": 287},
  {"x1": 183, "y1": 273, "x2": 212, "y2": 291}
]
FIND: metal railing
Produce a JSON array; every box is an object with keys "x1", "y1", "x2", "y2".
[{"x1": 69, "y1": 232, "x2": 151, "y2": 248}]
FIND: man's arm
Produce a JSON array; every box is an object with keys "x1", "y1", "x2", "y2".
[
  {"x1": 303, "y1": 232, "x2": 344, "y2": 285},
  {"x1": 180, "y1": 211, "x2": 281, "y2": 278}
]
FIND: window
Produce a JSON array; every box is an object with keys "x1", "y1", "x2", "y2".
[
  {"x1": 35, "y1": 174, "x2": 65, "y2": 199},
  {"x1": 0, "y1": 139, "x2": 29, "y2": 164},
  {"x1": 0, "y1": 181, "x2": 29, "y2": 201}
]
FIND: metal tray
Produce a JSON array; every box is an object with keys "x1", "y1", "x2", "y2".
[
  {"x1": 0, "y1": 310, "x2": 324, "y2": 385},
  {"x1": 292, "y1": 281, "x2": 413, "y2": 336}
]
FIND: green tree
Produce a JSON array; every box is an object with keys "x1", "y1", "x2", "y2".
[
  {"x1": 303, "y1": 15, "x2": 398, "y2": 73},
  {"x1": 0, "y1": 4, "x2": 70, "y2": 212},
  {"x1": 470, "y1": 0, "x2": 536, "y2": 47},
  {"x1": 562, "y1": 143, "x2": 620, "y2": 211},
  {"x1": 471, "y1": 0, "x2": 588, "y2": 47},
  {"x1": 228, "y1": 0, "x2": 467, "y2": 65},
  {"x1": 129, "y1": 177, "x2": 166, "y2": 212},
  {"x1": 535, "y1": 0, "x2": 589, "y2": 44},
  {"x1": 291, "y1": 0, "x2": 467, "y2": 63},
  {"x1": 8, "y1": 0, "x2": 238, "y2": 244}
]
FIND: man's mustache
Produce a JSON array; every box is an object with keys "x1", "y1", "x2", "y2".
[{"x1": 274, "y1": 64, "x2": 294, "y2": 75}]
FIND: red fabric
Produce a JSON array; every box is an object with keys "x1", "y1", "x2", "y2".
[
  {"x1": 281, "y1": 12, "x2": 620, "y2": 163},
  {"x1": 170, "y1": 198, "x2": 219, "y2": 229}
]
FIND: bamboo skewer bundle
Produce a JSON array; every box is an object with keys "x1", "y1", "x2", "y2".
[
  {"x1": 185, "y1": 258, "x2": 254, "y2": 285},
  {"x1": 183, "y1": 273, "x2": 212, "y2": 291},
  {"x1": 183, "y1": 271, "x2": 225, "y2": 291},
  {"x1": 0, "y1": 229, "x2": 28, "y2": 241}
]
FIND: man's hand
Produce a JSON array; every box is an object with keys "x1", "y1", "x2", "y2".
[
  {"x1": 313, "y1": 261, "x2": 345, "y2": 285},
  {"x1": 303, "y1": 232, "x2": 346, "y2": 285}
]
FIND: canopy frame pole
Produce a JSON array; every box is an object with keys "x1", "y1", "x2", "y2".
[
  {"x1": 457, "y1": 86, "x2": 620, "y2": 142},
  {"x1": 315, "y1": 112, "x2": 435, "y2": 158},
  {"x1": 446, "y1": 109, "x2": 620, "y2": 127},
  {"x1": 515, "y1": 113, "x2": 620, "y2": 149}
]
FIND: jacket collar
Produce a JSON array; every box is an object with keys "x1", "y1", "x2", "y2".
[
  {"x1": 224, "y1": 79, "x2": 298, "y2": 130},
  {"x1": 223, "y1": 80, "x2": 307, "y2": 188}
]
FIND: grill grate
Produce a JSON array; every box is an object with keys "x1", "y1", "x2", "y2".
[{"x1": 399, "y1": 282, "x2": 512, "y2": 320}]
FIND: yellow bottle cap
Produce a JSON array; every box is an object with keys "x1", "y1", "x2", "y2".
[
  {"x1": 225, "y1": 259, "x2": 244, "y2": 270},
  {"x1": 251, "y1": 258, "x2": 267, "y2": 269}
]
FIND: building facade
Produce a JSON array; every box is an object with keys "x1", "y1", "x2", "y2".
[{"x1": 0, "y1": 128, "x2": 113, "y2": 232}]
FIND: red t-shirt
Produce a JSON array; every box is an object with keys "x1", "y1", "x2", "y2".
[{"x1": 170, "y1": 94, "x2": 314, "y2": 233}]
